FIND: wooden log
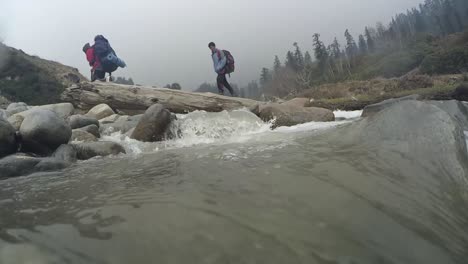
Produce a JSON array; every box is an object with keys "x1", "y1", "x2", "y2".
[{"x1": 61, "y1": 82, "x2": 261, "y2": 114}]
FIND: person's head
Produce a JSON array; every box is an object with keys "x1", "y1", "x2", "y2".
[
  {"x1": 208, "y1": 42, "x2": 216, "y2": 52},
  {"x1": 94, "y1": 35, "x2": 106, "y2": 42},
  {"x1": 82, "y1": 43, "x2": 91, "y2": 53}
]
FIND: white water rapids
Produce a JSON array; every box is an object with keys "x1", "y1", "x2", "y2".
[{"x1": 102, "y1": 109, "x2": 363, "y2": 155}]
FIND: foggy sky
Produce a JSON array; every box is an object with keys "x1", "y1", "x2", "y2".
[{"x1": 1, "y1": 0, "x2": 422, "y2": 89}]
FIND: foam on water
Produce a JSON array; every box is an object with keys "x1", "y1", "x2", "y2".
[{"x1": 103, "y1": 109, "x2": 361, "y2": 154}]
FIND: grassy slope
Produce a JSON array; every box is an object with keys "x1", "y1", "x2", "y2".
[
  {"x1": 301, "y1": 32, "x2": 468, "y2": 109},
  {"x1": 0, "y1": 43, "x2": 87, "y2": 105}
]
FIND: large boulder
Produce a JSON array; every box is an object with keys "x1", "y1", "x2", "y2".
[
  {"x1": 71, "y1": 129, "x2": 98, "y2": 142},
  {"x1": 78, "y1": 124, "x2": 100, "y2": 138},
  {"x1": 68, "y1": 114, "x2": 99, "y2": 129},
  {"x1": 0, "y1": 154, "x2": 70, "y2": 178},
  {"x1": 7, "y1": 115, "x2": 24, "y2": 131},
  {"x1": 72, "y1": 141, "x2": 126, "y2": 160},
  {"x1": 258, "y1": 103, "x2": 335, "y2": 128},
  {"x1": 6, "y1": 102, "x2": 29, "y2": 115},
  {"x1": 131, "y1": 104, "x2": 172, "y2": 142},
  {"x1": 0, "y1": 119, "x2": 17, "y2": 158},
  {"x1": 333, "y1": 100, "x2": 468, "y2": 181},
  {"x1": 428, "y1": 100, "x2": 468, "y2": 131},
  {"x1": 361, "y1": 94, "x2": 421, "y2": 118},
  {"x1": 19, "y1": 110, "x2": 72, "y2": 155},
  {"x1": 282, "y1": 98, "x2": 310, "y2": 107},
  {"x1": 86, "y1": 104, "x2": 115, "y2": 120}
]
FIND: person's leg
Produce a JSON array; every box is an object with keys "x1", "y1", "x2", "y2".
[
  {"x1": 94, "y1": 70, "x2": 106, "y2": 81},
  {"x1": 216, "y1": 74, "x2": 225, "y2": 95},
  {"x1": 222, "y1": 75, "x2": 234, "y2": 96}
]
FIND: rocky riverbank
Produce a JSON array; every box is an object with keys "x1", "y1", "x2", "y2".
[
  {"x1": 1, "y1": 81, "x2": 467, "y2": 179},
  {"x1": 0, "y1": 89, "x2": 336, "y2": 178}
]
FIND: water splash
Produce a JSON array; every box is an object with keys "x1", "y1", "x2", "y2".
[{"x1": 103, "y1": 109, "x2": 361, "y2": 155}]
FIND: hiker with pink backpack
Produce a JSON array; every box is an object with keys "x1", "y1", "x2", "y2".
[{"x1": 208, "y1": 42, "x2": 236, "y2": 96}]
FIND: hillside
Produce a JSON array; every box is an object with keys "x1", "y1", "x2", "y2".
[{"x1": 0, "y1": 43, "x2": 87, "y2": 105}]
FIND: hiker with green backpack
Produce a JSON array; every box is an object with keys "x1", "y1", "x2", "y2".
[{"x1": 208, "y1": 42, "x2": 236, "y2": 96}]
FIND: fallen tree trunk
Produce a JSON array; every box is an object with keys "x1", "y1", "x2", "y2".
[{"x1": 61, "y1": 82, "x2": 261, "y2": 114}]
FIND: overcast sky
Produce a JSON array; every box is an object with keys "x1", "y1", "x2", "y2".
[{"x1": 1, "y1": 0, "x2": 422, "y2": 89}]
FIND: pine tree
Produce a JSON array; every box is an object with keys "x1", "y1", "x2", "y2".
[
  {"x1": 304, "y1": 51, "x2": 313, "y2": 66},
  {"x1": 312, "y1": 33, "x2": 329, "y2": 73},
  {"x1": 260, "y1": 68, "x2": 272, "y2": 86},
  {"x1": 330, "y1": 38, "x2": 341, "y2": 59},
  {"x1": 293, "y1": 42, "x2": 305, "y2": 70},
  {"x1": 365, "y1": 27, "x2": 375, "y2": 52},
  {"x1": 358, "y1": 34, "x2": 368, "y2": 54},
  {"x1": 344, "y1": 29, "x2": 358, "y2": 58},
  {"x1": 273, "y1": 55, "x2": 282, "y2": 73},
  {"x1": 285, "y1": 51, "x2": 298, "y2": 71}
]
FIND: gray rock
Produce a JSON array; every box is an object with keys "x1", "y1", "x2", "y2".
[
  {"x1": 71, "y1": 129, "x2": 98, "y2": 142},
  {"x1": 78, "y1": 124, "x2": 100, "y2": 138},
  {"x1": 6, "y1": 102, "x2": 29, "y2": 115},
  {"x1": 0, "y1": 154, "x2": 70, "y2": 178},
  {"x1": 131, "y1": 104, "x2": 172, "y2": 142},
  {"x1": 0, "y1": 118, "x2": 17, "y2": 158},
  {"x1": 428, "y1": 100, "x2": 468, "y2": 130},
  {"x1": 258, "y1": 103, "x2": 335, "y2": 128},
  {"x1": 86, "y1": 104, "x2": 115, "y2": 120},
  {"x1": 53, "y1": 144, "x2": 77, "y2": 163},
  {"x1": 361, "y1": 94, "x2": 421, "y2": 118},
  {"x1": 69, "y1": 114, "x2": 99, "y2": 129},
  {"x1": 72, "y1": 141, "x2": 126, "y2": 160},
  {"x1": 19, "y1": 110, "x2": 72, "y2": 155}
]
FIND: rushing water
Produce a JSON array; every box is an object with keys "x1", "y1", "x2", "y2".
[{"x1": 1, "y1": 110, "x2": 468, "y2": 264}]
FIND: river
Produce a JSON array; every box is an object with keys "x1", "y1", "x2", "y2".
[{"x1": 0, "y1": 109, "x2": 467, "y2": 264}]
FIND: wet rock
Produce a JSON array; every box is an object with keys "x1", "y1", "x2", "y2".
[
  {"x1": 19, "y1": 110, "x2": 72, "y2": 156},
  {"x1": 361, "y1": 94, "x2": 421, "y2": 118},
  {"x1": 282, "y1": 98, "x2": 310, "y2": 107},
  {"x1": 69, "y1": 114, "x2": 99, "y2": 129},
  {"x1": 258, "y1": 103, "x2": 335, "y2": 128},
  {"x1": 73, "y1": 141, "x2": 126, "y2": 160},
  {"x1": 0, "y1": 154, "x2": 70, "y2": 178},
  {"x1": 428, "y1": 100, "x2": 468, "y2": 130},
  {"x1": 0, "y1": 118, "x2": 17, "y2": 158},
  {"x1": 86, "y1": 104, "x2": 115, "y2": 120},
  {"x1": 0, "y1": 155, "x2": 41, "y2": 178},
  {"x1": 6, "y1": 102, "x2": 29, "y2": 115},
  {"x1": 131, "y1": 104, "x2": 172, "y2": 142},
  {"x1": 333, "y1": 100, "x2": 468, "y2": 181},
  {"x1": 0, "y1": 109, "x2": 9, "y2": 120},
  {"x1": 78, "y1": 124, "x2": 100, "y2": 138},
  {"x1": 71, "y1": 129, "x2": 98, "y2": 142},
  {"x1": 53, "y1": 144, "x2": 77, "y2": 163}
]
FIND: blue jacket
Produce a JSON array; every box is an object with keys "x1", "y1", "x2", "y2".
[{"x1": 211, "y1": 49, "x2": 227, "y2": 74}]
